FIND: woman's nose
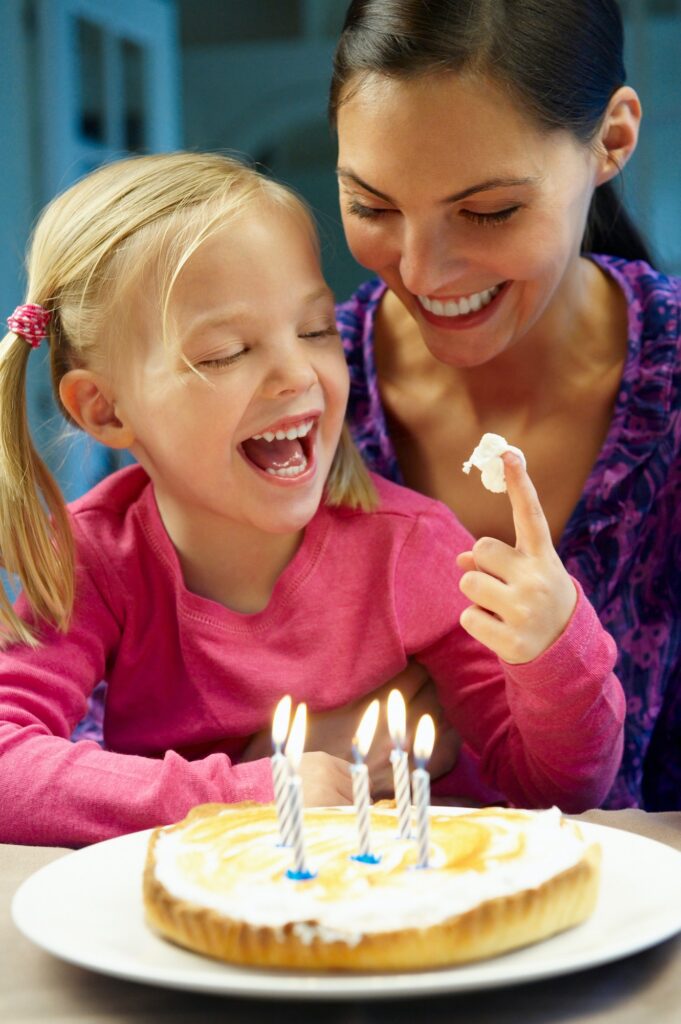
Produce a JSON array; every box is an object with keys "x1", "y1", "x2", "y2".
[{"x1": 398, "y1": 222, "x2": 468, "y2": 296}]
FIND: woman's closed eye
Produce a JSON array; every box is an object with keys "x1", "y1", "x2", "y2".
[
  {"x1": 345, "y1": 199, "x2": 393, "y2": 220},
  {"x1": 298, "y1": 325, "x2": 339, "y2": 340},
  {"x1": 460, "y1": 206, "x2": 521, "y2": 227}
]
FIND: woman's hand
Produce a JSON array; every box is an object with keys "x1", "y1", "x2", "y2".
[
  {"x1": 240, "y1": 662, "x2": 461, "y2": 796},
  {"x1": 298, "y1": 752, "x2": 354, "y2": 806},
  {"x1": 457, "y1": 453, "x2": 577, "y2": 664}
]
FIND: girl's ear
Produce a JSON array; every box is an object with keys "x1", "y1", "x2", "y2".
[
  {"x1": 59, "y1": 369, "x2": 135, "y2": 450},
  {"x1": 595, "y1": 85, "x2": 642, "y2": 186}
]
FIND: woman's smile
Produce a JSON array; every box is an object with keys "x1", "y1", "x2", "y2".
[{"x1": 415, "y1": 282, "x2": 508, "y2": 330}]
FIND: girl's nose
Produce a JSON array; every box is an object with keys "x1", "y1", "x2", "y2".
[
  {"x1": 398, "y1": 222, "x2": 468, "y2": 297},
  {"x1": 263, "y1": 343, "x2": 318, "y2": 398}
]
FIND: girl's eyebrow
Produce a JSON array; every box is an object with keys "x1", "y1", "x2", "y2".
[
  {"x1": 336, "y1": 167, "x2": 540, "y2": 205},
  {"x1": 184, "y1": 287, "x2": 335, "y2": 339}
]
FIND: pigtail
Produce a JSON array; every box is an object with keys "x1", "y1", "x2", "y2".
[
  {"x1": 325, "y1": 424, "x2": 378, "y2": 511},
  {"x1": 0, "y1": 330, "x2": 74, "y2": 647}
]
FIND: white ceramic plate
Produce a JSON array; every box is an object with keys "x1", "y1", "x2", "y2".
[{"x1": 11, "y1": 816, "x2": 681, "y2": 1000}]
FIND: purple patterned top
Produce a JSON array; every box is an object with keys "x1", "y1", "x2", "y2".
[{"x1": 337, "y1": 256, "x2": 681, "y2": 811}]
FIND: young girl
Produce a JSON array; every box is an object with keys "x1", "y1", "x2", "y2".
[{"x1": 0, "y1": 153, "x2": 624, "y2": 848}]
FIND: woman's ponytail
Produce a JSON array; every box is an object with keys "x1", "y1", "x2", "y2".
[{"x1": 583, "y1": 180, "x2": 654, "y2": 265}]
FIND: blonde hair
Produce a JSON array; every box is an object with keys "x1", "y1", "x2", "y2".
[{"x1": 0, "y1": 152, "x2": 376, "y2": 647}]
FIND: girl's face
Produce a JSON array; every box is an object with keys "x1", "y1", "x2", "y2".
[
  {"x1": 116, "y1": 202, "x2": 349, "y2": 540},
  {"x1": 336, "y1": 72, "x2": 604, "y2": 367}
]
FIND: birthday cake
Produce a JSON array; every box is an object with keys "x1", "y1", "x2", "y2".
[{"x1": 143, "y1": 802, "x2": 600, "y2": 971}]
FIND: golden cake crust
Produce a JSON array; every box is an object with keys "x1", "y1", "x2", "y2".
[{"x1": 143, "y1": 802, "x2": 601, "y2": 972}]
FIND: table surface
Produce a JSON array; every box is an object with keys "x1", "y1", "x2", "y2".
[{"x1": 3, "y1": 809, "x2": 681, "y2": 1023}]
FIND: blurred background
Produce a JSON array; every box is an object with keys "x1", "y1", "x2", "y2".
[{"x1": 0, "y1": 0, "x2": 679, "y2": 502}]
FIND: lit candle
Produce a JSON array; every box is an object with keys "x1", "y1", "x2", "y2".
[
  {"x1": 351, "y1": 699, "x2": 380, "y2": 864},
  {"x1": 271, "y1": 695, "x2": 293, "y2": 846},
  {"x1": 412, "y1": 714, "x2": 435, "y2": 869},
  {"x1": 285, "y1": 702, "x2": 315, "y2": 881},
  {"x1": 387, "y1": 689, "x2": 411, "y2": 839}
]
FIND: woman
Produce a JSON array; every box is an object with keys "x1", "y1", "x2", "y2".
[{"x1": 330, "y1": 0, "x2": 681, "y2": 810}]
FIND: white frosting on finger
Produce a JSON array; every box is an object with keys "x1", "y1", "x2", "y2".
[{"x1": 462, "y1": 432, "x2": 526, "y2": 493}]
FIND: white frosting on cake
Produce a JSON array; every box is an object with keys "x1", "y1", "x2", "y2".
[
  {"x1": 152, "y1": 806, "x2": 588, "y2": 945},
  {"x1": 462, "y1": 432, "x2": 526, "y2": 493}
]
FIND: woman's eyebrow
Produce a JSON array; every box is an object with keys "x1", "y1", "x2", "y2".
[{"x1": 336, "y1": 167, "x2": 540, "y2": 204}]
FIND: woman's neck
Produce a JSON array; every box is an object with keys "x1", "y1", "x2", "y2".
[
  {"x1": 377, "y1": 255, "x2": 627, "y2": 425},
  {"x1": 154, "y1": 496, "x2": 304, "y2": 614}
]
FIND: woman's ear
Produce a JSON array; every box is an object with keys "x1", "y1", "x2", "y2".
[
  {"x1": 595, "y1": 86, "x2": 642, "y2": 186},
  {"x1": 59, "y1": 369, "x2": 135, "y2": 450}
]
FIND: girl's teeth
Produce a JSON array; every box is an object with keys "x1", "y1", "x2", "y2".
[
  {"x1": 266, "y1": 457, "x2": 309, "y2": 478},
  {"x1": 418, "y1": 284, "x2": 502, "y2": 317},
  {"x1": 252, "y1": 419, "x2": 313, "y2": 442}
]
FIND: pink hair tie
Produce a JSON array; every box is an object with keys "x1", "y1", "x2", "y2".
[{"x1": 7, "y1": 304, "x2": 51, "y2": 349}]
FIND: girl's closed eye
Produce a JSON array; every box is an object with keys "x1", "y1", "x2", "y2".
[{"x1": 197, "y1": 347, "x2": 247, "y2": 369}]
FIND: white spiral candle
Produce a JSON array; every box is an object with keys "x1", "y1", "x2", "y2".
[
  {"x1": 287, "y1": 774, "x2": 309, "y2": 876},
  {"x1": 350, "y1": 700, "x2": 380, "y2": 864},
  {"x1": 412, "y1": 767, "x2": 431, "y2": 868},
  {"x1": 387, "y1": 690, "x2": 411, "y2": 839},
  {"x1": 412, "y1": 714, "x2": 435, "y2": 870},
  {"x1": 271, "y1": 695, "x2": 293, "y2": 846},
  {"x1": 351, "y1": 762, "x2": 372, "y2": 857},
  {"x1": 271, "y1": 751, "x2": 293, "y2": 846},
  {"x1": 390, "y1": 748, "x2": 412, "y2": 839},
  {"x1": 284, "y1": 703, "x2": 314, "y2": 880}
]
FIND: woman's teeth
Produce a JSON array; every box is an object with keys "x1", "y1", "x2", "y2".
[
  {"x1": 251, "y1": 419, "x2": 314, "y2": 443},
  {"x1": 418, "y1": 284, "x2": 502, "y2": 317}
]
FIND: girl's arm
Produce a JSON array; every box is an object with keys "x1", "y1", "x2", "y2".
[{"x1": 0, "y1": 570, "x2": 352, "y2": 848}]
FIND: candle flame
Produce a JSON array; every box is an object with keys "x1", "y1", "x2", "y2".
[
  {"x1": 286, "y1": 702, "x2": 307, "y2": 772},
  {"x1": 413, "y1": 714, "x2": 435, "y2": 764},
  {"x1": 387, "y1": 689, "x2": 406, "y2": 748},
  {"x1": 354, "y1": 699, "x2": 380, "y2": 758},
  {"x1": 272, "y1": 694, "x2": 292, "y2": 749}
]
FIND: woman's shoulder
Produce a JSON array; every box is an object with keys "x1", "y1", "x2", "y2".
[
  {"x1": 335, "y1": 277, "x2": 387, "y2": 338},
  {"x1": 592, "y1": 255, "x2": 680, "y2": 344}
]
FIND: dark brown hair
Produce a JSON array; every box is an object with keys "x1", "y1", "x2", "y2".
[{"x1": 330, "y1": 0, "x2": 652, "y2": 264}]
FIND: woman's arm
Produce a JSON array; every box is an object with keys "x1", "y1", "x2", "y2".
[
  {"x1": 395, "y1": 457, "x2": 626, "y2": 812},
  {"x1": 241, "y1": 660, "x2": 461, "y2": 797}
]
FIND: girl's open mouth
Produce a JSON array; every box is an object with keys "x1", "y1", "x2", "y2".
[{"x1": 239, "y1": 417, "x2": 318, "y2": 481}]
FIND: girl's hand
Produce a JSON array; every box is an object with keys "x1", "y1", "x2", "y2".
[
  {"x1": 298, "y1": 751, "x2": 354, "y2": 806},
  {"x1": 456, "y1": 453, "x2": 577, "y2": 664}
]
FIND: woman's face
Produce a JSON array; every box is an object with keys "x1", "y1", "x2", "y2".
[{"x1": 336, "y1": 72, "x2": 603, "y2": 367}]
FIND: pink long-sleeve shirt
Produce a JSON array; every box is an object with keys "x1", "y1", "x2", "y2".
[{"x1": 0, "y1": 466, "x2": 624, "y2": 846}]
